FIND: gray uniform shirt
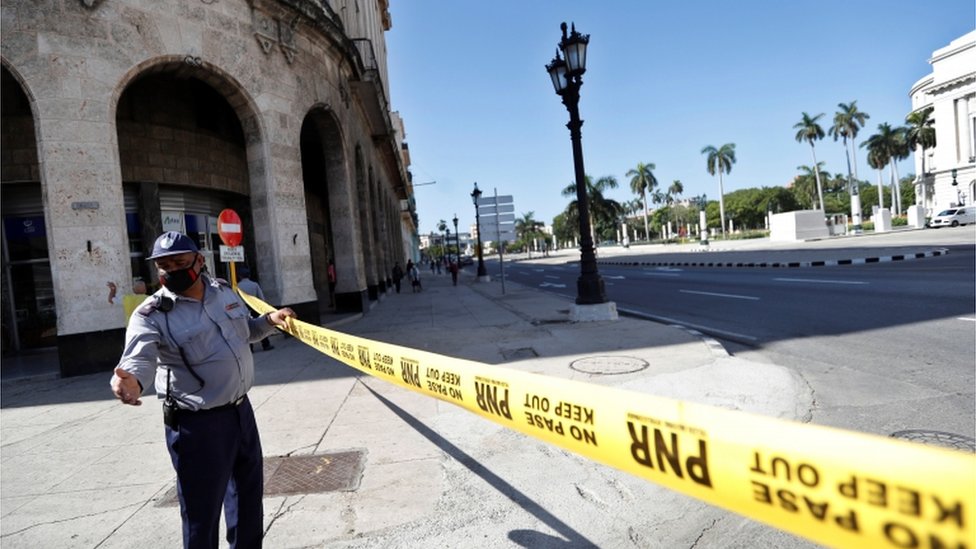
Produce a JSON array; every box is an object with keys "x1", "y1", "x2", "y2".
[{"x1": 117, "y1": 275, "x2": 277, "y2": 411}]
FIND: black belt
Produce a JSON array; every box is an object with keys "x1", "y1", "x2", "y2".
[
  {"x1": 163, "y1": 395, "x2": 246, "y2": 430},
  {"x1": 199, "y1": 394, "x2": 247, "y2": 413}
]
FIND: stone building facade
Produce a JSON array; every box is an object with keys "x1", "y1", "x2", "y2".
[
  {"x1": 909, "y1": 30, "x2": 976, "y2": 212},
  {"x1": 1, "y1": 0, "x2": 417, "y2": 376}
]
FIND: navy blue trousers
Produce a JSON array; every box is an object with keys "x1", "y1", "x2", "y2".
[{"x1": 165, "y1": 396, "x2": 263, "y2": 549}]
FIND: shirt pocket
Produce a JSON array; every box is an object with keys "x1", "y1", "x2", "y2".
[
  {"x1": 170, "y1": 322, "x2": 215, "y2": 365},
  {"x1": 221, "y1": 303, "x2": 251, "y2": 343}
]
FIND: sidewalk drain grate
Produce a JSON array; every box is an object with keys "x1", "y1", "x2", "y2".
[
  {"x1": 570, "y1": 356, "x2": 649, "y2": 375},
  {"x1": 156, "y1": 450, "x2": 366, "y2": 506},
  {"x1": 890, "y1": 430, "x2": 976, "y2": 453}
]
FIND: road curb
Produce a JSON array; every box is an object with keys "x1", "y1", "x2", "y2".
[{"x1": 597, "y1": 248, "x2": 950, "y2": 269}]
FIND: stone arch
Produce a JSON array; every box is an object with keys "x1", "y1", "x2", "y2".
[
  {"x1": 369, "y1": 172, "x2": 387, "y2": 292},
  {"x1": 1, "y1": 62, "x2": 53, "y2": 353},
  {"x1": 109, "y1": 56, "x2": 270, "y2": 288},
  {"x1": 359, "y1": 160, "x2": 379, "y2": 299},
  {"x1": 300, "y1": 108, "x2": 367, "y2": 313}
]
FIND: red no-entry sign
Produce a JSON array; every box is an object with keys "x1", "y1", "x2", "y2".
[{"x1": 217, "y1": 209, "x2": 243, "y2": 247}]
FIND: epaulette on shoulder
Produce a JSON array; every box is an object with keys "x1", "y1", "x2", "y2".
[{"x1": 214, "y1": 277, "x2": 230, "y2": 287}]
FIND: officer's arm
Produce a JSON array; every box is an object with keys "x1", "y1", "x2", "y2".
[{"x1": 112, "y1": 312, "x2": 161, "y2": 404}]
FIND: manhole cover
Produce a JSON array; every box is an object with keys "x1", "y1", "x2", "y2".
[
  {"x1": 570, "y1": 356, "x2": 649, "y2": 375},
  {"x1": 157, "y1": 450, "x2": 365, "y2": 506},
  {"x1": 890, "y1": 430, "x2": 976, "y2": 452}
]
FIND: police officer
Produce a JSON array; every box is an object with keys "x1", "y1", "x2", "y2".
[{"x1": 111, "y1": 231, "x2": 295, "y2": 549}]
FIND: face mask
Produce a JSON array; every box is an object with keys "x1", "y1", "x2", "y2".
[{"x1": 159, "y1": 257, "x2": 201, "y2": 293}]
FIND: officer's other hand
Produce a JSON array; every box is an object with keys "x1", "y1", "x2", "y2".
[{"x1": 111, "y1": 367, "x2": 142, "y2": 406}]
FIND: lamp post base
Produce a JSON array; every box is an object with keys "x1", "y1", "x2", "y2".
[{"x1": 570, "y1": 301, "x2": 618, "y2": 322}]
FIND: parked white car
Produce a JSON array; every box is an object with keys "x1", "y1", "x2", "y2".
[{"x1": 929, "y1": 206, "x2": 976, "y2": 227}]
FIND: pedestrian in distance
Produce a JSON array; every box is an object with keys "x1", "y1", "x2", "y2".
[
  {"x1": 107, "y1": 278, "x2": 149, "y2": 321},
  {"x1": 111, "y1": 231, "x2": 295, "y2": 549},
  {"x1": 408, "y1": 260, "x2": 422, "y2": 292},
  {"x1": 392, "y1": 262, "x2": 404, "y2": 293},
  {"x1": 449, "y1": 259, "x2": 458, "y2": 286},
  {"x1": 236, "y1": 265, "x2": 274, "y2": 352},
  {"x1": 327, "y1": 258, "x2": 337, "y2": 308},
  {"x1": 429, "y1": 258, "x2": 436, "y2": 275}
]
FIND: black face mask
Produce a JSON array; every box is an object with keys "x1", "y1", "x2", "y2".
[{"x1": 159, "y1": 258, "x2": 201, "y2": 293}]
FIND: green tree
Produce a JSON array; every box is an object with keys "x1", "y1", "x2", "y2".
[
  {"x1": 561, "y1": 175, "x2": 622, "y2": 243},
  {"x1": 864, "y1": 143, "x2": 890, "y2": 210},
  {"x1": 515, "y1": 211, "x2": 544, "y2": 252},
  {"x1": 794, "y1": 112, "x2": 826, "y2": 211},
  {"x1": 834, "y1": 101, "x2": 870, "y2": 180},
  {"x1": 793, "y1": 163, "x2": 830, "y2": 209},
  {"x1": 552, "y1": 212, "x2": 573, "y2": 245},
  {"x1": 701, "y1": 143, "x2": 736, "y2": 237},
  {"x1": 905, "y1": 106, "x2": 936, "y2": 208},
  {"x1": 626, "y1": 162, "x2": 657, "y2": 242},
  {"x1": 667, "y1": 180, "x2": 684, "y2": 237},
  {"x1": 862, "y1": 123, "x2": 908, "y2": 214}
]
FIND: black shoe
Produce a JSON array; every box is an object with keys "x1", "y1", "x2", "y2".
[{"x1": 264, "y1": 345, "x2": 274, "y2": 351}]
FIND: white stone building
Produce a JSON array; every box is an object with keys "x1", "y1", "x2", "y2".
[
  {"x1": 909, "y1": 30, "x2": 976, "y2": 212},
  {"x1": 1, "y1": 0, "x2": 417, "y2": 375}
]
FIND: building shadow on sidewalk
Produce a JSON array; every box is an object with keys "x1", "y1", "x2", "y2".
[{"x1": 362, "y1": 383, "x2": 598, "y2": 549}]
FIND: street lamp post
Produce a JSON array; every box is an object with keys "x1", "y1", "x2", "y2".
[
  {"x1": 452, "y1": 214, "x2": 460, "y2": 265},
  {"x1": 546, "y1": 22, "x2": 610, "y2": 311},
  {"x1": 470, "y1": 183, "x2": 489, "y2": 280},
  {"x1": 952, "y1": 168, "x2": 960, "y2": 205},
  {"x1": 444, "y1": 227, "x2": 451, "y2": 266}
]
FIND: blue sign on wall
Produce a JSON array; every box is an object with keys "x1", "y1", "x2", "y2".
[{"x1": 3, "y1": 216, "x2": 46, "y2": 239}]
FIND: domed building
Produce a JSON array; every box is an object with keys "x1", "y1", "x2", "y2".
[
  {"x1": 1, "y1": 0, "x2": 417, "y2": 375},
  {"x1": 909, "y1": 30, "x2": 976, "y2": 212}
]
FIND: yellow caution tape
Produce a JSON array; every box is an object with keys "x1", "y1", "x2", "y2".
[{"x1": 241, "y1": 290, "x2": 975, "y2": 549}]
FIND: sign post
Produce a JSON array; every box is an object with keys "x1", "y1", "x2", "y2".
[
  {"x1": 217, "y1": 209, "x2": 244, "y2": 290},
  {"x1": 478, "y1": 191, "x2": 515, "y2": 294}
]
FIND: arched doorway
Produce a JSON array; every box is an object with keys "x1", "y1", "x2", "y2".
[
  {"x1": 1, "y1": 66, "x2": 54, "y2": 353},
  {"x1": 300, "y1": 109, "x2": 368, "y2": 313},
  {"x1": 115, "y1": 70, "x2": 254, "y2": 286}
]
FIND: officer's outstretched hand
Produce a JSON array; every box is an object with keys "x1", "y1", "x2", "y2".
[
  {"x1": 111, "y1": 367, "x2": 142, "y2": 406},
  {"x1": 266, "y1": 307, "x2": 296, "y2": 329}
]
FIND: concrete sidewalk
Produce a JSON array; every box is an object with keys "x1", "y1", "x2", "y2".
[{"x1": 1, "y1": 265, "x2": 817, "y2": 548}]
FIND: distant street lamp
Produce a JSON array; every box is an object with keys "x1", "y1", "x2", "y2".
[
  {"x1": 471, "y1": 183, "x2": 488, "y2": 279},
  {"x1": 546, "y1": 22, "x2": 606, "y2": 305},
  {"x1": 444, "y1": 227, "x2": 451, "y2": 264},
  {"x1": 952, "y1": 168, "x2": 960, "y2": 205},
  {"x1": 452, "y1": 214, "x2": 460, "y2": 265}
]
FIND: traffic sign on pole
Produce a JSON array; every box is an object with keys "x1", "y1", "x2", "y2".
[
  {"x1": 217, "y1": 208, "x2": 244, "y2": 289},
  {"x1": 217, "y1": 209, "x2": 243, "y2": 247}
]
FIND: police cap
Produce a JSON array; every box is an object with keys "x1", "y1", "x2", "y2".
[{"x1": 147, "y1": 231, "x2": 199, "y2": 260}]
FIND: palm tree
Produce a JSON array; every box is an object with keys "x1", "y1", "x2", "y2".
[
  {"x1": 888, "y1": 127, "x2": 910, "y2": 215},
  {"x1": 829, "y1": 108, "x2": 853, "y2": 195},
  {"x1": 795, "y1": 164, "x2": 830, "y2": 209},
  {"x1": 864, "y1": 136, "x2": 890, "y2": 210},
  {"x1": 626, "y1": 162, "x2": 657, "y2": 242},
  {"x1": 905, "y1": 106, "x2": 935, "y2": 210},
  {"x1": 561, "y1": 175, "x2": 621, "y2": 243},
  {"x1": 836, "y1": 101, "x2": 870, "y2": 180},
  {"x1": 862, "y1": 123, "x2": 908, "y2": 214},
  {"x1": 701, "y1": 143, "x2": 736, "y2": 237},
  {"x1": 794, "y1": 112, "x2": 826, "y2": 211},
  {"x1": 515, "y1": 211, "x2": 540, "y2": 244},
  {"x1": 667, "y1": 180, "x2": 684, "y2": 238}
]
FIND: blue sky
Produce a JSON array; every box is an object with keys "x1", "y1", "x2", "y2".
[{"x1": 386, "y1": 1, "x2": 975, "y2": 235}]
